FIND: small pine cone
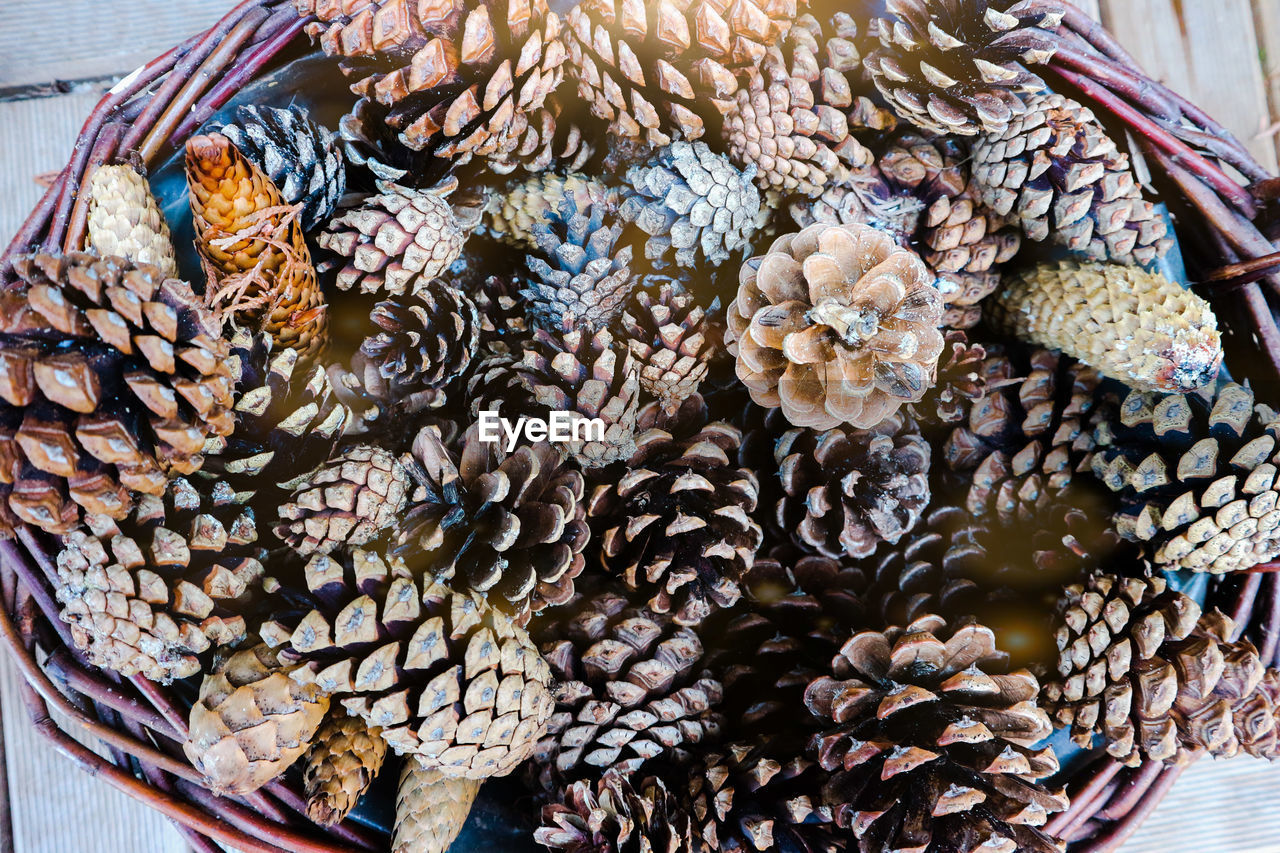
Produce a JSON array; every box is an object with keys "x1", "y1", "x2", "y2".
[
  {"x1": 298, "y1": 0, "x2": 566, "y2": 163},
  {"x1": 1, "y1": 253, "x2": 233, "y2": 533},
  {"x1": 587, "y1": 407, "x2": 763, "y2": 625},
  {"x1": 776, "y1": 411, "x2": 930, "y2": 559},
  {"x1": 86, "y1": 165, "x2": 177, "y2": 277},
  {"x1": 620, "y1": 284, "x2": 715, "y2": 415},
  {"x1": 619, "y1": 141, "x2": 761, "y2": 269},
  {"x1": 185, "y1": 643, "x2": 329, "y2": 795},
  {"x1": 937, "y1": 268, "x2": 1002, "y2": 330},
  {"x1": 185, "y1": 133, "x2": 326, "y2": 361},
  {"x1": 394, "y1": 425, "x2": 589, "y2": 620},
  {"x1": 721, "y1": 12, "x2": 875, "y2": 198},
  {"x1": 208, "y1": 104, "x2": 346, "y2": 231},
  {"x1": 726, "y1": 223, "x2": 944, "y2": 430},
  {"x1": 910, "y1": 331, "x2": 988, "y2": 428},
  {"x1": 264, "y1": 549, "x2": 555, "y2": 769},
  {"x1": 564, "y1": 0, "x2": 797, "y2": 147},
  {"x1": 304, "y1": 713, "x2": 388, "y2": 826},
  {"x1": 864, "y1": 0, "x2": 1061, "y2": 137},
  {"x1": 318, "y1": 182, "x2": 465, "y2": 298},
  {"x1": 523, "y1": 196, "x2": 636, "y2": 333},
  {"x1": 991, "y1": 261, "x2": 1222, "y2": 394},
  {"x1": 1090, "y1": 383, "x2": 1280, "y2": 574},
  {"x1": 54, "y1": 477, "x2": 264, "y2": 682},
  {"x1": 537, "y1": 770, "x2": 702, "y2": 853},
  {"x1": 469, "y1": 328, "x2": 641, "y2": 468},
  {"x1": 972, "y1": 92, "x2": 1174, "y2": 264},
  {"x1": 943, "y1": 347, "x2": 1100, "y2": 524},
  {"x1": 533, "y1": 588, "x2": 723, "y2": 790},
  {"x1": 276, "y1": 445, "x2": 410, "y2": 557},
  {"x1": 806, "y1": 616, "x2": 1067, "y2": 851},
  {"x1": 483, "y1": 173, "x2": 610, "y2": 250},
  {"x1": 393, "y1": 761, "x2": 482, "y2": 853}
]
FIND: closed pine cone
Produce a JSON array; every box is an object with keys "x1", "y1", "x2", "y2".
[
  {"x1": 0, "y1": 253, "x2": 233, "y2": 535},
  {"x1": 864, "y1": 0, "x2": 1061, "y2": 136},
  {"x1": 185, "y1": 642, "x2": 329, "y2": 795},
  {"x1": 186, "y1": 133, "x2": 326, "y2": 360},
  {"x1": 276, "y1": 445, "x2": 410, "y2": 557},
  {"x1": 263, "y1": 547, "x2": 555, "y2": 771},
  {"x1": 86, "y1": 165, "x2": 177, "y2": 277},
  {"x1": 1089, "y1": 383, "x2": 1280, "y2": 574},
  {"x1": 394, "y1": 760, "x2": 483, "y2": 853},
  {"x1": 303, "y1": 713, "x2": 388, "y2": 826},
  {"x1": 54, "y1": 477, "x2": 264, "y2": 682},
  {"x1": 805, "y1": 615, "x2": 1067, "y2": 852},
  {"x1": 726, "y1": 222, "x2": 944, "y2": 430},
  {"x1": 620, "y1": 284, "x2": 716, "y2": 415},
  {"x1": 394, "y1": 425, "x2": 589, "y2": 621},
  {"x1": 972, "y1": 92, "x2": 1174, "y2": 265},
  {"x1": 990, "y1": 261, "x2": 1222, "y2": 394}
]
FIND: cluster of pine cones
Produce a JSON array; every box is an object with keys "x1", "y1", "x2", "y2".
[{"x1": 5, "y1": 1, "x2": 1280, "y2": 851}]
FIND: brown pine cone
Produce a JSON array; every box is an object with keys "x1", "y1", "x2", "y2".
[
  {"x1": 303, "y1": 713, "x2": 388, "y2": 826},
  {"x1": 394, "y1": 760, "x2": 483, "y2": 853},
  {"x1": 394, "y1": 424, "x2": 589, "y2": 621},
  {"x1": 782, "y1": 164, "x2": 921, "y2": 241},
  {"x1": 564, "y1": 0, "x2": 797, "y2": 147},
  {"x1": 275, "y1": 445, "x2": 410, "y2": 557},
  {"x1": 297, "y1": 0, "x2": 567, "y2": 163},
  {"x1": 0, "y1": 253, "x2": 233, "y2": 535},
  {"x1": 318, "y1": 182, "x2": 465, "y2": 298},
  {"x1": 909, "y1": 331, "x2": 988, "y2": 428},
  {"x1": 775, "y1": 410, "x2": 931, "y2": 559},
  {"x1": 726, "y1": 222, "x2": 944, "y2": 430},
  {"x1": 86, "y1": 165, "x2": 178, "y2": 278},
  {"x1": 972, "y1": 93, "x2": 1175, "y2": 265},
  {"x1": 485, "y1": 98, "x2": 596, "y2": 176},
  {"x1": 533, "y1": 587, "x2": 723, "y2": 791},
  {"x1": 185, "y1": 643, "x2": 329, "y2": 795},
  {"x1": 185, "y1": 133, "x2": 326, "y2": 362},
  {"x1": 482, "y1": 173, "x2": 610, "y2": 250},
  {"x1": 537, "y1": 769, "x2": 702, "y2": 853},
  {"x1": 264, "y1": 548, "x2": 555, "y2": 771},
  {"x1": 1089, "y1": 383, "x2": 1280, "y2": 574},
  {"x1": 620, "y1": 284, "x2": 716, "y2": 415},
  {"x1": 805, "y1": 615, "x2": 1067, "y2": 852},
  {"x1": 864, "y1": 0, "x2": 1061, "y2": 136}
]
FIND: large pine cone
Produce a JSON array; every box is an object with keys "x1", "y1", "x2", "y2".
[
  {"x1": 972, "y1": 92, "x2": 1174, "y2": 265},
  {"x1": 0, "y1": 253, "x2": 233, "y2": 535},
  {"x1": 394, "y1": 425, "x2": 589, "y2": 621},
  {"x1": 86, "y1": 165, "x2": 178, "y2": 278},
  {"x1": 1089, "y1": 383, "x2": 1280, "y2": 574},
  {"x1": 620, "y1": 284, "x2": 717, "y2": 415},
  {"x1": 297, "y1": 0, "x2": 567, "y2": 163},
  {"x1": 804, "y1": 615, "x2": 1067, "y2": 852},
  {"x1": 726, "y1": 223, "x2": 943, "y2": 430},
  {"x1": 864, "y1": 0, "x2": 1060, "y2": 136},
  {"x1": 264, "y1": 548, "x2": 555, "y2": 772},
  {"x1": 303, "y1": 713, "x2": 388, "y2": 826}
]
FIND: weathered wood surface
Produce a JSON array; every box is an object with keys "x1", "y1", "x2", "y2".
[{"x1": 2, "y1": 1, "x2": 1280, "y2": 852}]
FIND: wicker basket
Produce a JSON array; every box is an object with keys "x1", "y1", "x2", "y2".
[{"x1": 2, "y1": 1, "x2": 1279, "y2": 851}]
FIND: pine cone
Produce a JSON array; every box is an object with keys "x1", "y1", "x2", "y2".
[
  {"x1": 805, "y1": 615, "x2": 1067, "y2": 851},
  {"x1": 972, "y1": 92, "x2": 1175, "y2": 264},
  {"x1": 991, "y1": 261, "x2": 1222, "y2": 394},
  {"x1": 864, "y1": 0, "x2": 1061, "y2": 136},
  {"x1": 485, "y1": 98, "x2": 596, "y2": 176},
  {"x1": 942, "y1": 347, "x2": 1100, "y2": 524},
  {"x1": 303, "y1": 713, "x2": 388, "y2": 826},
  {"x1": 533, "y1": 587, "x2": 723, "y2": 790},
  {"x1": 185, "y1": 643, "x2": 329, "y2": 795},
  {"x1": 587, "y1": 403, "x2": 762, "y2": 625},
  {"x1": 620, "y1": 284, "x2": 716, "y2": 415},
  {"x1": 394, "y1": 425, "x2": 589, "y2": 620},
  {"x1": 619, "y1": 141, "x2": 761, "y2": 269},
  {"x1": 276, "y1": 445, "x2": 410, "y2": 557},
  {"x1": 523, "y1": 194, "x2": 636, "y2": 333},
  {"x1": 726, "y1": 223, "x2": 944, "y2": 430},
  {"x1": 0, "y1": 253, "x2": 233, "y2": 534},
  {"x1": 298, "y1": 0, "x2": 566, "y2": 163},
  {"x1": 483, "y1": 173, "x2": 610, "y2": 250},
  {"x1": 264, "y1": 548, "x2": 555, "y2": 770},
  {"x1": 469, "y1": 328, "x2": 641, "y2": 468},
  {"x1": 564, "y1": 0, "x2": 797, "y2": 147},
  {"x1": 86, "y1": 165, "x2": 177, "y2": 277},
  {"x1": 208, "y1": 104, "x2": 346, "y2": 231},
  {"x1": 318, "y1": 182, "x2": 465, "y2": 298},
  {"x1": 783, "y1": 164, "x2": 922, "y2": 241},
  {"x1": 537, "y1": 770, "x2": 703, "y2": 853},
  {"x1": 775, "y1": 410, "x2": 931, "y2": 559},
  {"x1": 909, "y1": 331, "x2": 988, "y2": 428},
  {"x1": 394, "y1": 760, "x2": 483, "y2": 853},
  {"x1": 1089, "y1": 383, "x2": 1280, "y2": 574},
  {"x1": 185, "y1": 133, "x2": 327, "y2": 361}
]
